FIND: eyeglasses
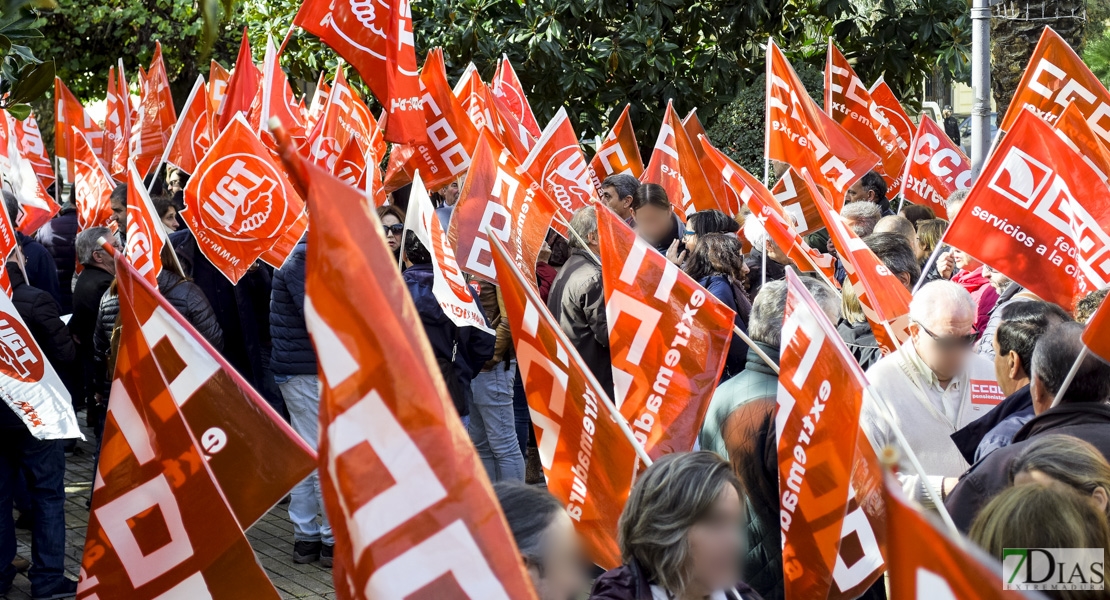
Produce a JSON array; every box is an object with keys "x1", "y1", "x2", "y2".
[
  {"x1": 383, "y1": 224, "x2": 404, "y2": 236},
  {"x1": 913, "y1": 321, "x2": 977, "y2": 349}
]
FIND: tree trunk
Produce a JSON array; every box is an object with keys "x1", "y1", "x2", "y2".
[{"x1": 991, "y1": 1, "x2": 1085, "y2": 118}]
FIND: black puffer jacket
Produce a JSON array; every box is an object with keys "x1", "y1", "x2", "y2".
[
  {"x1": 269, "y1": 237, "x2": 315, "y2": 376},
  {"x1": 8, "y1": 265, "x2": 75, "y2": 379},
  {"x1": 34, "y1": 206, "x2": 78, "y2": 313}
]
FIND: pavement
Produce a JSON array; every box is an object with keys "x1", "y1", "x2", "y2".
[{"x1": 4, "y1": 411, "x2": 336, "y2": 599}]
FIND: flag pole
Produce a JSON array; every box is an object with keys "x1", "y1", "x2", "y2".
[
  {"x1": 733, "y1": 325, "x2": 778, "y2": 375},
  {"x1": 913, "y1": 243, "x2": 946, "y2": 294},
  {"x1": 761, "y1": 237, "x2": 768, "y2": 288},
  {"x1": 1050, "y1": 346, "x2": 1087, "y2": 409}
]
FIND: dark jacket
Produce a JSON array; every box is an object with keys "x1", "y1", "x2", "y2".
[
  {"x1": 8, "y1": 266, "x2": 75, "y2": 389},
  {"x1": 590, "y1": 559, "x2": 763, "y2": 600},
  {"x1": 946, "y1": 402, "x2": 1110, "y2": 533},
  {"x1": 71, "y1": 265, "x2": 114, "y2": 401},
  {"x1": 17, "y1": 231, "x2": 62, "y2": 309},
  {"x1": 944, "y1": 115, "x2": 962, "y2": 145},
  {"x1": 950, "y1": 385, "x2": 1033, "y2": 465},
  {"x1": 34, "y1": 206, "x2": 78, "y2": 313},
  {"x1": 744, "y1": 252, "x2": 787, "y2": 300},
  {"x1": 699, "y1": 274, "x2": 750, "y2": 381},
  {"x1": 170, "y1": 229, "x2": 280, "y2": 404},
  {"x1": 546, "y1": 249, "x2": 612, "y2": 398},
  {"x1": 837, "y1": 319, "x2": 882, "y2": 371},
  {"x1": 403, "y1": 263, "x2": 493, "y2": 415},
  {"x1": 649, "y1": 213, "x2": 686, "y2": 257},
  {"x1": 270, "y1": 237, "x2": 315, "y2": 377}
]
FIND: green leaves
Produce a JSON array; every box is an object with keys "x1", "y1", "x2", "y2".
[{"x1": 6, "y1": 57, "x2": 51, "y2": 105}]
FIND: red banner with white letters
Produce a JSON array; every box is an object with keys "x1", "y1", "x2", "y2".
[
  {"x1": 642, "y1": 100, "x2": 721, "y2": 218},
  {"x1": 103, "y1": 64, "x2": 131, "y2": 181},
  {"x1": 301, "y1": 159, "x2": 538, "y2": 600},
  {"x1": 55, "y1": 77, "x2": 104, "y2": 182},
  {"x1": 1054, "y1": 101, "x2": 1110, "y2": 182},
  {"x1": 130, "y1": 42, "x2": 177, "y2": 179},
  {"x1": 868, "y1": 77, "x2": 914, "y2": 157},
  {"x1": 684, "y1": 109, "x2": 741, "y2": 216},
  {"x1": 73, "y1": 128, "x2": 116, "y2": 232},
  {"x1": 770, "y1": 168, "x2": 823, "y2": 236},
  {"x1": 305, "y1": 66, "x2": 382, "y2": 171},
  {"x1": 492, "y1": 56, "x2": 541, "y2": 139},
  {"x1": 124, "y1": 160, "x2": 166, "y2": 286},
  {"x1": 520, "y1": 107, "x2": 598, "y2": 223},
  {"x1": 597, "y1": 206, "x2": 733, "y2": 458},
  {"x1": 588, "y1": 104, "x2": 644, "y2": 192},
  {"x1": 902, "y1": 115, "x2": 971, "y2": 220},
  {"x1": 2, "y1": 113, "x2": 59, "y2": 234}
]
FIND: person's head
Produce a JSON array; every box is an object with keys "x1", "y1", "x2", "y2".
[
  {"x1": 109, "y1": 182, "x2": 128, "y2": 230},
  {"x1": 840, "y1": 201, "x2": 881, "y2": 238},
  {"x1": 151, "y1": 195, "x2": 179, "y2": 233},
  {"x1": 1010, "y1": 434, "x2": 1110, "y2": 516},
  {"x1": 76, "y1": 226, "x2": 120, "y2": 274},
  {"x1": 402, "y1": 231, "x2": 431, "y2": 266},
  {"x1": 950, "y1": 247, "x2": 982, "y2": 272},
  {"x1": 1, "y1": 191, "x2": 22, "y2": 232},
  {"x1": 840, "y1": 281, "x2": 866, "y2": 325},
  {"x1": 568, "y1": 206, "x2": 599, "y2": 253},
  {"x1": 874, "y1": 215, "x2": 920, "y2": 258},
  {"x1": 439, "y1": 180, "x2": 460, "y2": 206},
  {"x1": 1074, "y1": 288, "x2": 1109, "y2": 324},
  {"x1": 970, "y1": 483, "x2": 1110, "y2": 600},
  {"x1": 618, "y1": 452, "x2": 744, "y2": 598},
  {"x1": 632, "y1": 183, "x2": 675, "y2": 247},
  {"x1": 909, "y1": 280, "x2": 978, "y2": 382},
  {"x1": 993, "y1": 301, "x2": 1072, "y2": 396},
  {"x1": 1030, "y1": 321, "x2": 1110, "y2": 414},
  {"x1": 750, "y1": 278, "x2": 839, "y2": 350},
  {"x1": 741, "y1": 208, "x2": 789, "y2": 264},
  {"x1": 376, "y1": 205, "x2": 405, "y2": 256},
  {"x1": 900, "y1": 204, "x2": 935, "y2": 229},
  {"x1": 683, "y1": 233, "x2": 747, "y2": 283},
  {"x1": 685, "y1": 209, "x2": 740, "y2": 253},
  {"x1": 494, "y1": 481, "x2": 587, "y2": 600},
  {"x1": 166, "y1": 168, "x2": 188, "y2": 195},
  {"x1": 944, "y1": 188, "x2": 970, "y2": 221},
  {"x1": 914, "y1": 218, "x2": 948, "y2": 261},
  {"x1": 844, "y1": 171, "x2": 887, "y2": 206},
  {"x1": 600, "y1": 173, "x2": 641, "y2": 220},
  {"x1": 980, "y1": 264, "x2": 1012, "y2": 294},
  {"x1": 863, "y1": 232, "x2": 920, "y2": 290}
]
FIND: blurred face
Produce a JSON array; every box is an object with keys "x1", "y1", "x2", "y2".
[
  {"x1": 160, "y1": 206, "x2": 179, "y2": 233},
  {"x1": 634, "y1": 204, "x2": 674, "y2": 246},
  {"x1": 684, "y1": 485, "x2": 744, "y2": 596},
  {"x1": 684, "y1": 231, "x2": 697, "y2": 254},
  {"x1": 947, "y1": 199, "x2": 965, "y2": 221},
  {"x1": 382, "y1": 214, "x2": 403, "y2": 253},
  {"x1": 952, "y1": 248, "x2": 981, "y2": 271},
  {"x1": 1014, "y1": 469, "x2": 1110, "y2": 513},
  {"x1": 600, "y1": 185, "x2": 632, "y2": 218},
  {"x1": 528, "y1": 511, "x2": 588, "y2": 600},
  {"x1": 914, "y1": 232, "x2": 929, "y2": 261},
  {"x1": 93, "y1": 236, "x2": 123, "y2": 275},
  {"x1": 441, "y1": 182, "x2": 460, "y2": 206},
  {"x1": 911, "y1": 308, "x2": 977, "y2": 383},
  {"x1": 982, "y1": 264, "x2": 1011, "y2": 293}
]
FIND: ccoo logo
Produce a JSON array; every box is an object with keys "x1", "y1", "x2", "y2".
[
  {"x1": 196, "y1": 154, "x2": 288, "y2": 242},
  {"x1": 988, "y1": 147, "x2": 1053, "y2": 209}
]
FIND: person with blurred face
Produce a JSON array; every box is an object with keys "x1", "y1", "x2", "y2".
[
  {"x1": 632, "y1": 183, "x2": 685, "y2": 262},
  {"x1": 590, "y1": 452, "x2": 760, "y2": 600},
  {"x1": 973, "y1": 264, "x2": 1039, "y2": 359},
  {"x1": 495, "y1": 481, "x2": 589, "y2": 600},
  {"x1": 376, "y1": 205, "x2": 406, "y2": 265},
  {"x1": 600, "y1": 173, "x2": 641, "y2": 227}
]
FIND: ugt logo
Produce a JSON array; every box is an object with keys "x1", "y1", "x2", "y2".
[
  {"x1": 1002, "y1": 548, "x2": 1105, "y2": 591},
  {"x1": 0, "y1": 314, "x2": 44, "y2": 383},
  {"x1": 199, "y1": 154, "x2": 287, "y2": 242}
]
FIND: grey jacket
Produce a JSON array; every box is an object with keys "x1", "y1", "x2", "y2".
[{"x1": 546, "y1": 249, "x2": 612, "y2": 397}]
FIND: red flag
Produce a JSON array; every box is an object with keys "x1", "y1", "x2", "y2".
[
  {"x1": 77, "y1": 255, "x2": 314, "y2": 599},
  {"x1": 809, "y1": 172, "x2": 911, "y2": 352},
  {"x1": 305, "y1": 71, "x2": 329, "y2": 132},
  {"x1": 684, "y1": 110, "x2": 741, "y2": 216},
  {"x1": 11, "y1": 111, "x2": 55, "y2": 191},
  {"x1": 300, "y1": 159, "x2": 538, "y2": 599},
  {"x1": 766, "y1": 40, "x2": 879, "y2": 206},
  {"x1": 2, "y1": 113, "x2": 59, "y2": 234},
  {"x1": 208, "y1": 59, "x2": 230, "y2": 120},
  {"x1": 384, "y1": 48, "x2": 480, "y2": 191},
  {"x1": 946, "y1": 108, "x2": 1110, "y2": 311},
  {"x1": 489, "y1": 91, "x2": 535, "y2": 161},
  {"x1": 588, "y1": 104, "x2": 644, "y2": 191},
  {"x1": 902, "y1": 115, "x2": 971, "y2": 220},
  {"x1": 596, "y1": 206, "x2": 734, "y2": 456},
  {"x1": 332, "y1": 137, "x2": 367, "y2": 186},
  {"x1": 130, "y1": 43, "x2": 177, "y2": 179},
  {"x1": 642, "y1": 100, "x2": 721, "y2": 218},
  {"x1": 454, "y1": 64, "x2": 497, "y2": 135},
  {"x1": 1082, "y1": 294, "x2": 1110, "y2": 362},
  {"x1": 103, "y1": 64, "x2": 131, "y2": 181},
  {"x1": 0, "y1": 189, "x2": 16, "y2": 294},
  {"x1": 124, "y1": 160, "x2": 166, "y2": 286},
  {"x1": 55, "y1": 78, "x2": 104, "y2": 182},
  {"x1": 218, "y1": 29, "x2": 261, "y2": 132},
  {"x1": 73, "y1": 129, "x2": 116, "y2": 232},
  {"x1": 778, "y1": 269, "x2": 886, "y2": 600},
  {"x1": 492, "y1": 231, "x2": 637, "y2": 569},
  {"x1": 868, "y1": 77, "x2": 914, "y2": 156},
  {"x1": 305, "y1": 66, "x2": 380, "y2": 170},
  {"x1": 164, "y1": 76, "x2": 212, "y2": 176},
  {"x1": 1054, "y1": 101, "x2": 1110, "y2": 181},
  {"x1": 356, "y1": 144, "x2": 389, "y2": 208},
  {"x1": 259, "y1": 36, "x2": 307, "y2": 148},
  {"x1": 825, "y1": 41, "x2": 907, "y2": 195},
  {"x1": 181, "y1": 114, "x2": 304, "y2": 283},
  {"x1": 447, "y1": 132, "x2": 559, "y2": 283},
  {"x1": 999, "y1": 26, "x2": 1110, "y2": 139},
  {"x1": 520, "y1": 107, "x2": 598, "y2": 222},
  {"x1": 770, "y1": 168, "x2": 824, "y2": 235},
  {"x1": 491, "y1": 55, "x2": 541, "y2": 138}
]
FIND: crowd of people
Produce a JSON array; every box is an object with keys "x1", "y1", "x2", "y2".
[{"x1": 3, "y1": 157, "x2": 1110, "y2": 600}]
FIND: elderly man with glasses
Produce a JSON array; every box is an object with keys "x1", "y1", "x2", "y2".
[{"x1": 861, "y1": 279, "x2": 999, "y2": 511}]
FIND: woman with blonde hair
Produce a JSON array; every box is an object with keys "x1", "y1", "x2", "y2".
[{"x1": 590, "y1": 452, "x2": 761, "y2": 600}]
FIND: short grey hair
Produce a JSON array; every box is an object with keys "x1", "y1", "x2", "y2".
[
  {"x1": 602, "y1": 173, "x2": 641, "y2": 207},
  {"x1": 76, "y1": 227, "x2": 112, "y2": 266},
  {"x1": 909, "y1": 280, "x2": 976, "y2": 328},
  {"x1": 1031, "y1": 322, "x2": 1110, "y2": 405},
  {"x1": 841, "y1": 201, "x2": 881, "y2": 237},
  {"x1": 945, "y1": 188, "x2": 970, "y2": 215},
  {"x1": 568, "y1": 205, "x2": 597, "y2": 250},
  {"x1": 749, "y1": 277, "x2": 839, "y2": 348}
]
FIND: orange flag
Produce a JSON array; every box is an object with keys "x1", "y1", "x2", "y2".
[
  {"x1": 770, "y1": 168, "x2": 823, "y2": 235},
  {"x1": 492, "y1": 231, "x2": 637, "y2": 569},
  {"x1": 597, "y1": 206, "x2": 734, "y2": 457},
  {"x1": 447, "y1": 132, "x2": 559, "y2": 283},
  {"x1": 0, "y1": 190, "x2": 17, "y2": 295},
  {"x1": 999, "y1": 26, "x2": 1110, "y2": 139},
  {"x1": 355, "y1": 144, "x2": 389, "y2": 208},
  {"x1": 946, "y1": 108, "x2": 1110, "y2": 311},
  {"x1": 163, "y1": 76, "x2": 212, "y2": 176},
  {"x1": 825, "y1": 41, "x2": 907, "y2": 195},
  {"x1": 588, "y1": 104, "x2": 644, "y2": 192},
  {"x1": 124, "y1": 160, "x2": 166, "y2": 286},
  {"x1": 489, "y1": 91, "x2": 535, "y2": 161},
  {"x1": 305, "y1": 66, "x2": 380, "y2": 171},
  {"x1": 384, "y1": 48, "x2": 481, "y2": 192},
  {"x1": 642, "y1": 100, "x2": 720, "y2": 218},
  {"x1": 182, "y1": 113, "x2": 304, "y2": 283},
  {"x1": 72, "y1": 129, "x2": 116, "y2": 232},
  {"x1": 455, "y1": 64, "x2": 498, "y2": 135},
  {"x1": 521, "y1": 107, "x2": 598, "y2": 223},
  {"x1": 258, "y1": 36, "x2": 306, "y2": 145},
  {"x1": 1053, "y1": 101, "x2": 1110, "y2": 181},
  {"x1": 304, "y1": 71, "x2": 329, "y2": 132},
  {"x1": 103, "y1": 64, "x2": 131, "y2": 181},
  {"x1": 868, "y1": 77, "x2": 914, "y2": 156},
  {"x1": 11, "y1": 111, "x2": 55, "y2": 190},
  {"x1": 1082, "y1": 293, "x2": 1110, "y2": 362},
  {"x1": 332, "y1": 137, "x2": 367, "y2": 187},
  {"x1": 902, "y1": 115, "x2": 971, "y2": 220},
  {"x1": 766, "y1": 39, "x2": 879, "y2": 207},
  {"x1": 55, "y1": 78, "x2": 103, "y2": 182},
  {"x1": 809, "y1": 172, "x2": 911, "y2": 352},
  {"x1": 684, "y1": 109, "x2": 741, "y2": 216},
  {"x1": 77, "y1": 254, "x2": 315, "y2": 599},
  {"x1": 130, "y1": 42, "x2": 177, "y2": 179},
  {"x1": 2, "y1": 113, "x2": 59, "y2": 234},
  {"x1": 492, "y1": 55, "x2": 541, "y2": 138},
  {"x1": 208, "y1": 59, "x2": 230, "y2": 120},
  {"x1": 778, "y1": 269, "x2": 886, "y2": 600},
  {"x1": 218, "y1": 29, "x2": 261, "y2": 132},
  {"x1": 300, "y1": 159, "x2": 538, "y2": 599}
]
